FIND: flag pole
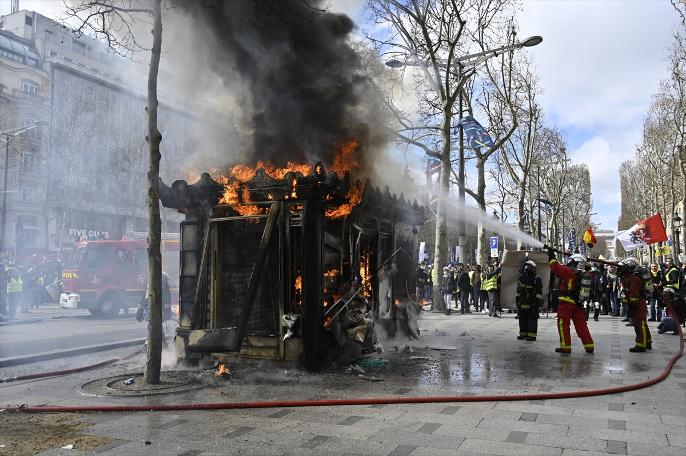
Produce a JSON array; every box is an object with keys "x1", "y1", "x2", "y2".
[{"x1": 546, "y1": 246, "x2": 621, "y2": 268}]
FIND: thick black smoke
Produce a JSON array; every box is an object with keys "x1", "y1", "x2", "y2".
[{"x1": 183, "y1": 0, "x2": 387, "y2": 168}]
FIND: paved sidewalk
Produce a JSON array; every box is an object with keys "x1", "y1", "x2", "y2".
[
  {"x1": 1, "y1": 312, "x2": 684, "y2": 456},
  {"x1": 0, "y1": 305, "x2": 148, "y2": 362}
]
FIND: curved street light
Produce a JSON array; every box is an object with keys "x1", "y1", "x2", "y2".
[
  {"x1": 384, "y1": 35, "x2": 543, "y2": 69},
  {"x1": 521, "y1": 35, "x2": 543, "y2": 47}
]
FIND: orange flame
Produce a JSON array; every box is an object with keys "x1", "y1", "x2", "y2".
[
  {"x1": 214, "y1": 363, "x2": 231, "y2": 377},
  {"x1": 196, "y1": 139, "x2": 363, "y2": 218},
  {"x1": 324, "y1": 269, "x2": 339, "y2": 278},
  {"x1": 294, "y1": 274, "x2": 303, "y2": 305},
  {"x1": 325, "y1": 180, "x2": 364, "y2": 219},
  {"x1": 185, "y1": 168, "x2": 201, "y2": 184},
  {"x1": 331, "y1": 140, "x2": 360, "y2": 177},
  {"x1": 359, "y1": 247, "x2": 372, "y2": 298}
]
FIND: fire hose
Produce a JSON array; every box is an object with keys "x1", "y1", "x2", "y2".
[
  {"x1": 4, "y1": 308, "x2": 682, "y2": 414},
  {"x1": 0, "y1": 347, "x2": 144, "y2": 384}
]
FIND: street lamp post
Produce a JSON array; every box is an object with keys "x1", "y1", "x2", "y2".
[
  {"x1": 0, "y1": 121, "x2": 48, "y2": 252},
  {"x1": 385, "y1": 35, "x2": 542, "y2": 289},
  {"x1": 673, "y1": 212, "x2": 682, "y2": 261}
]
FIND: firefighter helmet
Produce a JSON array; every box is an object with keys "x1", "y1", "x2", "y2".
[
  {"x1": 623, "y1": 257, "x2": 639, "y2": 269},
  {"x1": 569, "y1": 253, "x2": 587, "y2": 271},
  {"x1": 663, "y1": 287, "x2": 677, "y2": 300}
]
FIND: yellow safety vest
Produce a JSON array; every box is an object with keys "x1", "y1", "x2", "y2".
[
  {"x1": 7, "y1": 277, "x2": 23, "y2": 293},
  {"x1": 484, "y1": 275, "x2": 497, "y2": 291},
  {"x1": 665, "y1": 267, "x2": 680, "y2": 290}
]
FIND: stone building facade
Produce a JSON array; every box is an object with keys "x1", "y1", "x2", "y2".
[{"x1": 0, "y1": 9, "x2": 198, "y2": 257}]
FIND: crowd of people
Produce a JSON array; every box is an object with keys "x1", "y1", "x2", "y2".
[
  {"x1": 416, "y1": 251, "x2": 686, "y2": 354},
  {"x1": 0, "y1": 253, "x2": 62, "y2": 320},
  {"x1": 417, "y1": 261, "x2": 504, "y2": 318}
]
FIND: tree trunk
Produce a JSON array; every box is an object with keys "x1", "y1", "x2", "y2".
[
  {"x1": 144, "y1": 0, "x2": 163, "y2": 385},
  {"x1": 476, "y1": 157, "x2": 489, "y2": 266},
  {"x1": 431, "y1": 108, "x2": 452, "y2": 312}
]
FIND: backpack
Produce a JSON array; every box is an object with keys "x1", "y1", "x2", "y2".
[{"x1": 636, "y1": 266, "x2": 654, "y2": 299}]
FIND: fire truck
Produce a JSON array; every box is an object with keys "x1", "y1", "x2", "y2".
[{"x1": 59, "y1": 239, "x2": 179, "y2": 317}]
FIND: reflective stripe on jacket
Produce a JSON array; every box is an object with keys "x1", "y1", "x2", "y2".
[
  {"x1": 484, "y1": 274, "x2": 498, "y2": 291},
  {"x1": 7, "y1": 277, "x2": 23, "y2": 293},
  {"x1": 549, "y1": 259, "x2": 579, "y2": 305}
]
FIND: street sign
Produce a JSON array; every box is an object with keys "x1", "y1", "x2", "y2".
[{"x1": 490, "y1": 236, "x2": 498, "y2": 258}]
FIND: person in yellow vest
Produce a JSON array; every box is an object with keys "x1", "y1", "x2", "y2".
[
  {"x1": 6, "y1": 269, "x2": 23, "y2": 318},
  {"x1": 663, "y1": 258, "x2": 680, "y2": 293},
  {"x1": 480, "y1": 268, "x2": 489, "y2": 313},
  {"x1": 484, "y1": 264, "x2": 501, "y2": 318}
]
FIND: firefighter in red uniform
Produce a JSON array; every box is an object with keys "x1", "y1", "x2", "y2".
[
  {"x1": 618, "y1": 258, "x2": 652, "y2": 352},
  {"x1": 547, "y1": 247, "x2": 595, "y2": 354}
]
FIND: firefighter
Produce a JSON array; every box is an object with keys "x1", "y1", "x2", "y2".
[
  {"x1": 516, "y1": 259, "x2": 542, "y2": 341},
  {"x1": 658, "y1": 288, "x2": 685, "y2": 334},
  {"x1": 547, "y1": 247, "x2": 595, "y2": 354},
  {"x1": 619, "y1": 258, "x2": 652, "y2": 352},
  {"x1": 6, "y1": 268, "x2": 22, "y2": 318}
]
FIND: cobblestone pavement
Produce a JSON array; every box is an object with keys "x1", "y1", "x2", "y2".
[{"x1": 1, "y1": 312, "x2": 684, "y2": 456}]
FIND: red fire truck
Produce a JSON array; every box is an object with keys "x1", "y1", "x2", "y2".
[{"x1": 59, "y1": 239, "x2": 179, "y2": 317}]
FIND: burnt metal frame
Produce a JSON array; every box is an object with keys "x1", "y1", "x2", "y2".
[{"x1": 235, "y1": 203, "x2": 280, "y2": 350}]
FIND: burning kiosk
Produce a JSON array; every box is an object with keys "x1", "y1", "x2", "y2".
[{"x1": 160, "y1": 160, "x2": 425, "y2": 371}]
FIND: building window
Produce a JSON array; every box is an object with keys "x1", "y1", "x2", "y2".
[
  {"x1": 21, "y1": 79, "x2": 39, "y2": 95},
  {"x1": 25, "y1": 15, "x2": 33, "y2": 26},
  {"x1": 16, "y1": 216, "x2": 39, "y2": 248},
  {"x1": 20, "y1": 152, "x2": 36, "y2": 173},
  {"x1": 72, "y1": 39, "x2": 87, "y2": 56},
  {"x1": 20, "y1": 186, "x2": 37, "y2": 202}
]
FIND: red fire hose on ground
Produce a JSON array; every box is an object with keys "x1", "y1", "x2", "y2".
[{"x1": 3, "y1": 315, "x2": 682, "y2": 413}]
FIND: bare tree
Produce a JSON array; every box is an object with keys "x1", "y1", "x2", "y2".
[
  {"x1": 64, "y1": 0, "x2": 164, "y2": 384},
  {"x1": 492, "y1": 62, "x2": 543, "y2": 242},
  {"x1": 672, "y1": 0, "x2": 686, "y2": 26},
  {"x1": 365, "y1": 0, "x2": 516, "y2": 307}
]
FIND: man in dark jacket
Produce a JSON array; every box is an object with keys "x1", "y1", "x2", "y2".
[
  {"x1": 648, "y1": 263, "x2": 664, "y2": 321},
  {"x1": 440, "y1": 266, "x2": 456, "y2": 315},
  {"x1": 457, "y1": 263, "x2": 471, "y2": 314}
]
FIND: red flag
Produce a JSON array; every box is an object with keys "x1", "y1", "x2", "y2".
[
  {"x1": 640, "y1": 214, "x2": 668, "y2": 243},
  {"x1": 621, "y1": 213, "x2": 668, "y2": 247},
  {"x1": 583, "y1": 226, "x2": 597, "y2": 248}
]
